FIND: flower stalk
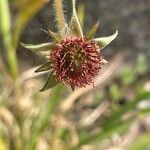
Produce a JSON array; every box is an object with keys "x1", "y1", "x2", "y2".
[{"x1": 53, "y1": 0, "x2": 67, "y2": 33}]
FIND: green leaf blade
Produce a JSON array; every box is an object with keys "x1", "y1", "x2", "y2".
[
  {"x1": 35, "y1": 62, "x2": 52, "y2": 73},
  {"x1": 13, "y1": 0, "x2": 48, "y2": 49},
  {"x1": 40, "y1": 74, "x2": 58, "y2": 92},
  {"x1": 95, "y1": 30, "x2": 118, "y2": 50}
]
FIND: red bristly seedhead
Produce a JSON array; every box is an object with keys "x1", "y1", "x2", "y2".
[
  {"x1": 21, "y1": 0, "x2": 118, "y2": 91},
  {"x1": 50, "y1": 37, "x2": 103, "y2": 89}
]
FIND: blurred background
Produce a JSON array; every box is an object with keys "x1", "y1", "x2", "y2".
[{"x1": 0, "y1": 0, "x2": 150, "y2": 150}]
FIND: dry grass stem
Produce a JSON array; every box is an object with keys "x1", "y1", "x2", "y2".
[{"x1": 80, "y1": 101, "x2": 110, "y2": 127}]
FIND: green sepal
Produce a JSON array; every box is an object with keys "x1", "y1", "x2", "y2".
[
  {"x1": 40, "y1": 74, "x2": 58, "y2": 92},
  {"x1": 48, "y1": 30, "x2": 63, "y2": 42},
  {"x1": 35, "y1": 62, "x2": 52, "y2": 73},
  {"x1": 85, "y1": 21, "x2": 100, "y2": 40},
  {"x1": 67, "y1": 0, "x2": 83, "y2": 37},
  {"x1": 41, "y1": 28, "x2": 62, "y2": 41},
  {"x1": 95, "y1": 30, "x2": 118, "y2": 50},
  {"x1": 21, "y1": 42, "x2": 53, "y2": 60},
  {"x1": 21, "y1": 42, "x2": 53, "y2": 52}
]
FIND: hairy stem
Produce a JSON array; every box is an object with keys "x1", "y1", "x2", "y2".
[{"x1": 53, "y1": 0, "x2": 67, "y2": 33}]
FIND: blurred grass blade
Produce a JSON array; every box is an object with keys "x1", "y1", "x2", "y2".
[
  {"x1": 128, "y1": 133, "x2": 150, "y2": 150},
  {"x1": 0, "y1": 0, "x2": 11, "y2": 47},
  {"x1": 102, "y1": 91, "x2": 150, "y2": 129},
  {"x1": 40, "y1": 74, "x2": 58, "y2": 91},
  {"x1": 72, "y1": 91, "x2": 150, "y2": 149},
  {"x1": 135, "y1": 54, "x2": 148, "y2": 75},
  {"x1": 0, "y1": 0, "x2": 19, "y2": 79},
  {"x1": 0, "y1": 138, "x2": 7, "y2": 150},
  {"x1": 35, "y1": 62, "x2": 51, "y2": 73},
  {"x1": 95, "y1": 30, "x2": 118, "y2": 50},
  {"x1": 120, "y1": 67, "x2": 136, "y2": 86},
  {"x1": 13, "y1": 0, "x2": 49, "y2": 49},
  {"x1": 140, "y1": 108, "x2": 150, "y2": 115},
  {"x1": 73, "y1": 121, "x2": 130, "y2": 150},
  {"x1": 21, "y1": 42, "x2": 53, "y2": 52},
  {"x1": 13, "y1": 0, "x2": 30, "y2": 9},
  {"x1": 28, "y1": 85, "x2": 63, "y2": 149}
]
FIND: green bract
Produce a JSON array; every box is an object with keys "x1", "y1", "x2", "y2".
[{"x1": 21, "y1": 0, "x2": 118, "y2": 91}]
